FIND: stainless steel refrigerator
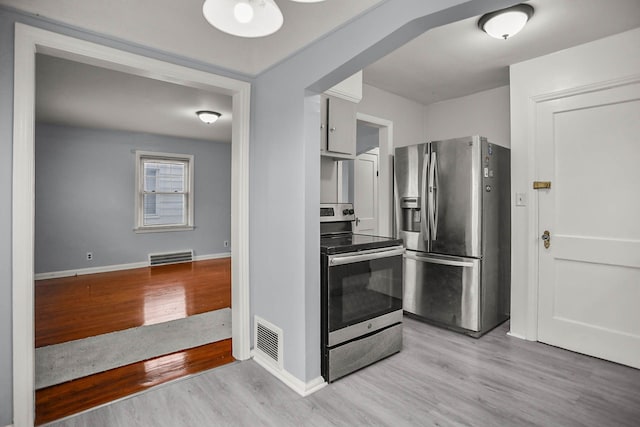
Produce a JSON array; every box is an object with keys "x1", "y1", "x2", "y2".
[{"x1": 394, "y1": 136, "x2": 510, "y2": 336}]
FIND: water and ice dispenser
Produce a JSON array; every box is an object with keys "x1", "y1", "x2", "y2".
[{"x1": 400, "y1": 197, "x2": 421, "y2": 232}]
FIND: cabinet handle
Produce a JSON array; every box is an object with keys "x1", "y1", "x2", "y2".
[
  {"x1": 330, "y1": 127, "x2": 336, "y2": 132},
  {"x1": 320, "y1": 124, "x2": 325, "y2": 130}
]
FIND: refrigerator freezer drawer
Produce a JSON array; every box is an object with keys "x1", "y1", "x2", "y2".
[{"x1": 403, "y1": 251, "x2": 480, "y2": 332}]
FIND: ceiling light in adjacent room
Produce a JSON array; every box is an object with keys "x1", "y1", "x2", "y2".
[
  {"x1": 197, "y1": 111, "x2": 222, "y2": 124},
  {"x1": 478, "y1": 4, "x2": 534, "y2": 40},
  {"x1": 202, "y1": 0, "x2": 283, "y2": 38}
]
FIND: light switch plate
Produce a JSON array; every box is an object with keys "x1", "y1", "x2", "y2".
[{"x1": 516, "y1": 192, "x2": 527, "y2": 207}]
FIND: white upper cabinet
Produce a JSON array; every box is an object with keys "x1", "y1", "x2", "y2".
[
  {"x1": 320, "y1": 71, "x2": 362, "y2": 159},
  {"x1": 320, "y1": 95, "x2": 356, "y2": 158}
]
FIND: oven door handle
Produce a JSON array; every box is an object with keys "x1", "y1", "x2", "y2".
[{"x1": 328, "y1": 246, "x2": 405, "y2": 266}]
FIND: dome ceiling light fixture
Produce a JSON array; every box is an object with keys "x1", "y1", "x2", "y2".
[
  {"x1": 196, "y1": 110, "x2": 222, "y2": 124},
  {"x1": 202, "y1": 0, "x2": 284, "y2": 38},
  {"x1": 478, "y1": 4, "x2": 534, "y2": 40}
]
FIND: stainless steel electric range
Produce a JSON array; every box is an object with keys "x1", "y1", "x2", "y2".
[{"x1": 320, "y1": 203, "x2": 404, "y2": 382}]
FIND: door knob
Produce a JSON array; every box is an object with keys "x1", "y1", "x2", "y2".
[{"x1": 541, "y1": 230, "x2": 550, "y2": 249}]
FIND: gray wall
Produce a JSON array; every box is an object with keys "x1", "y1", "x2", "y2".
[{"x1": 35, "y1": 123, "x2": 231, "y2": 274}]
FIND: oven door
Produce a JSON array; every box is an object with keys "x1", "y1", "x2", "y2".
[{"x1": 327, "y1": 246, "x2": 404, "y2": 346}]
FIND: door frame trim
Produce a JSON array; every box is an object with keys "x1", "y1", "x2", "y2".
[
  {"x1": 356, "y1": 113, "x2": 393, "y2": 237},
  {"x1": 12, "y1": 23, "x2": 251, "y2": 426},
  {"x1": 521, "y1": 73, "x2": 640, "y2": 342}
]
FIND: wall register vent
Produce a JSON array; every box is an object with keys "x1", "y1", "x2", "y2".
[
  {"x1": 148, "y1": 250, "x2": 193, "y2": 266},
  {"x1": 254, "y1": 316, "x2": 283, "y2": 369}
]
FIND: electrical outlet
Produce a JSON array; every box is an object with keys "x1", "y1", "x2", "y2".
[
  {"x1": 86, "y1": 252, "x2": 93, "y2": 261},
  {"x1": 224, "y1": 241, "x2": 229, "y2": 247}
]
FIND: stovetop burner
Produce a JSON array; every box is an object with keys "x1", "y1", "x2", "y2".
[{"x1": 320, "y1": 203, "x2": 403, "y2": 254}]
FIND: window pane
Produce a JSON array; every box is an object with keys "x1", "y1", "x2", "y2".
[
  {"x1": 143, "y1": 193, "x2": 185, "y2": 226},
  {"x1": 144, "y1": 168, "x2": 158, "y2": 192},
  {"x1": 144, "y1": 161, "x2": 185, "y2": 192},
  {"x1": 144, "y1": 193, "x2": 157, "y2": 215}
]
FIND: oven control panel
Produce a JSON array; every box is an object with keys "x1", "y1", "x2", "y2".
[{"x1": 320, "y1": 203, "x2": 355, "y2": 222}]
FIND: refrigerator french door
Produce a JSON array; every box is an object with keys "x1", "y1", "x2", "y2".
[{"x1": 394, "y1": 136, "x2": 510, "y2": 336}]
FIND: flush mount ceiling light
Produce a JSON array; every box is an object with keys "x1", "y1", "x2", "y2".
[
  {"x1": 478, "y1": 4, "x2": 534, "y2": 40},
  {"x1": 202, "y1": 0, "x2": 284, "y2": 38},
  {"x1": 290, "y1": 0, "x2": 326, "y2": 2},
  {"x1": 197, "y1": 110, "x2": 222, "y2": 124}
]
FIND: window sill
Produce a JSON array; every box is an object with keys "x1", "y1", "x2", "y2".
[{"x1": 134, "y1": 225, "x2": 194, "y2": 234}]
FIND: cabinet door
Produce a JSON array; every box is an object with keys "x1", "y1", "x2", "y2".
[{"x1": 327, "y1": 96, "x2": 356, "y2": 155}]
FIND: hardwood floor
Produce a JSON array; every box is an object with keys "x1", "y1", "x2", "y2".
[
  {"x1": 49, "y1": 317, "x2": 640, "y2": 427},
  {"x1": 36, "y1": 340, "x2": 234, "y2": 426},
  {"x1": 35, "y1": 259, "x2": 234, "y2": 425},
  {"x1": 35, "y1": 258, "x2": 231, "y2": 347}
]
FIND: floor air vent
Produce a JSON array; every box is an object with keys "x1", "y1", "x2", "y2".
[
  {"x1": 254, "y1": 316, "x2": 283, "y2": 369},
  {"x1": 148, "y1": 250, "x2": 193, "y2": 266}
]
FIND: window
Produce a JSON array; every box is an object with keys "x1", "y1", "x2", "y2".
[{"x1": 135, "y1": 151, "x2": 194, "y2": 232}]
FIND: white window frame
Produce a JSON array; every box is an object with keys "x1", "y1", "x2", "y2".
[{"x1": 134, "y1": 150, "x2": 194, "y2": 232}]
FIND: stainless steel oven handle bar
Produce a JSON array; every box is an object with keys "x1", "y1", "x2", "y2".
[
  {"x1": 404, "y1": 251, "x2": 474, "y2": 268},
  {"x1": 328, "y1": 246, "x2": 405, "y2": 266}
]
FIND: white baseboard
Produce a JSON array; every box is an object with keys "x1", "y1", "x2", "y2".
[
  {"x1": 252, "y1": 351, "x2": 327, "y2": 397},
  {"x1": 34, "y1": 252, "x2": 231, "y2": 281},
  {"x1": 506, "y1": 330, "x2": 527, "y2": 340},
  {"x1": 194, "y1": 252, "x2": 231, "y2": 262}
]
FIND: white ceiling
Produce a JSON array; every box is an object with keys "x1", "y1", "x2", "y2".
[
  {"x1": 364, "y1": 0, "x2": 640, "y2": 105},
  {"x1": 36, "y1": 55, "x2": 233, "y2": 142},
  {"x1": 22, "y1": 0, "x2": 640, "y2": 140},
  {"x1": 0, "y1": 0, "x2": 384, "y2": 76}
]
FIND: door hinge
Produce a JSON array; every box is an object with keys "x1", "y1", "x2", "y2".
[{"x1": 533, "y1": 181, "x2": 551, "y2": 190}]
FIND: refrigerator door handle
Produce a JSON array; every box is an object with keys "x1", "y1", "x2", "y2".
[
  {"x1": 428, "y1": 152, "x2": 438, "y2": 239},
  {"x1": 405, "y1": 252, "x2": 474, "y2": 268},
  {"x1": 433, "y1": 152, "x2": 439, "y2": 238},
  {"x1": 420, "y1": 151, "x2": 429, "y2": 241}
]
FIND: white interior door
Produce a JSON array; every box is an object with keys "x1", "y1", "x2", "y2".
[
  {"x1": 354, "y1": 149, "x2": 378, "y2": 234},
  {"x1": 536, "y1": 80, "x2": 640, "y2": 369}
]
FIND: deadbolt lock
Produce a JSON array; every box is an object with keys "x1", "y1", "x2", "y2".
[{"x1": 541, "y1": 230, "x2": 551, "y2": 249}]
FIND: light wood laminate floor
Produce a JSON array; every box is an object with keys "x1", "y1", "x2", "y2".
[{"x1": 49, "y1": 317, "x2": 640, "y2": 427}]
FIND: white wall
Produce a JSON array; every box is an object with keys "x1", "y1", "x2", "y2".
[
  {"x1": 509, "y1": 28, "x2": 640, "y2": 340},
  {"x1": 320, "y1": 84, "x2": 426, "y2": 211},
  {"x1": 424, "y1": 85, "x2": 510, "y2": 147},
  {"x1": 320, "y1": 157, "x2": 338, "y2": 203},
  {"x1": 359, "y1": 84, "x2": 425, "y2": 146}
]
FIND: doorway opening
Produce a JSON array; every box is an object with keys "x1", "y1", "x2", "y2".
[
  {"x1": 12, "y1": 23, "x2": 250, "y2": 426},
  {"x1": 32, "y1": 52, "x2": 237, "y2": 423}
]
